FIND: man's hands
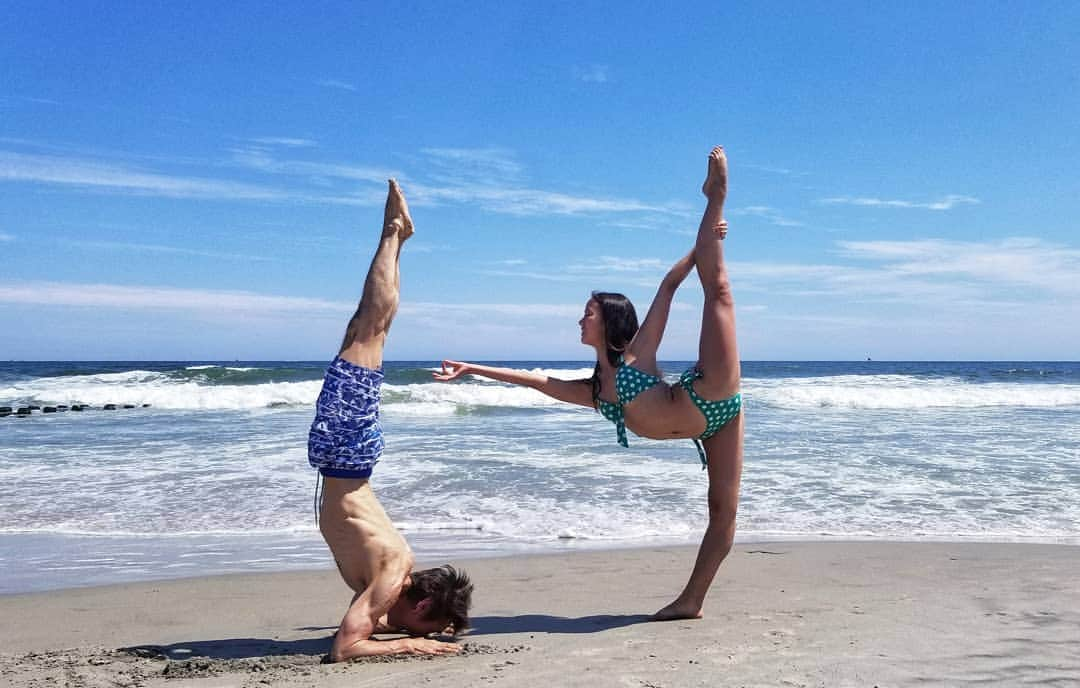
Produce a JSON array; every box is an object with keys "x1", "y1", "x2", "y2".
[
  {"x1": 433, "y1": 360, "x2": 472, "y2": 382},
  {"x1": 402, "y1": 637, "x2": 461, "y2": 655}
]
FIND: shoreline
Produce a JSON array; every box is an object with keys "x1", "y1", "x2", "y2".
[
  {"x1": 5, "y1": 532, "x2": 1079, "y2": 597},
  {"x1": 2, "y1": 541, "x2": 1077, "y2": 686}
]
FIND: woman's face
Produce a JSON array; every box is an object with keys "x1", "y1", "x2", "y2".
[{"x1": 578, "y1": 299, "x2": 605, "y2": 348}]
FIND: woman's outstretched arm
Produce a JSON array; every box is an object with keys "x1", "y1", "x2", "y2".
[{"x1": 434, "y1": 360, "x2": 595, "y2": 408}]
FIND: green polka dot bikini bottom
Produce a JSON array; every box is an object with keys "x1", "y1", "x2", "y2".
[{"x1": 679, "y1": 367, "x2": 741, "y2": 469}]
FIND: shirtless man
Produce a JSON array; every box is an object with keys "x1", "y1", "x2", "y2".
[{"x1": 309, "y1": 179, "x2": 472, "y2": 662}]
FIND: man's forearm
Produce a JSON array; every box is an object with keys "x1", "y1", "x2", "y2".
[{"x1": 331, "y1": 637, "x2": 413, "y2": 662}]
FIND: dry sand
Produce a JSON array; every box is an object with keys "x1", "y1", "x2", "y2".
[{"x1": 1, "y1": 541, "x2": 1077, "y2": 687}]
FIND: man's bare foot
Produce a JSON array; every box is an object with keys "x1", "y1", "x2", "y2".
[
  {"x1": 701, "y1": 146, "x2": 727, "y2": 205},
  {"x1": 383, "y1": 179, "x2": 414, "y2": 241},
  {"x1": 650, "y1": 599, "x2": 704, "y2": 622}
]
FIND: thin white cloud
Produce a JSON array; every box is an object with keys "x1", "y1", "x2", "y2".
[
  {"x1": 0, "y1": 151, "x2": 294, "y2": 201},
  {"x1": 0, "y1": 95, "x2": 60, "y2": 106},
  {"x1": 0, "y1": 280, "x2": 591, "y2": 324},
  {"x1": 731, "y1": 205, "x2": 804, "y2": 227},
  {"x1": 248, "y1": 137, "x2": 318, "y2": 148},
  {"x1": 174, "y1": 142, "x2": 682, "y2": 219},
  {"x1": 402, "y1": 302, "x2": 582, "y2": 319},
  {"x1": 63, "y1": 239, "x2": 274, "y2": 262},
  {"x1": 573, "y1": 65, "x2": 609, "y2": 83},
  {"x1": 3, "y1": 137, "x2": 208, "y2": 167},
  {"x1": 228, "y1": 147, "x2": 396, "y2": 183},
  {"x1": 409, "y1": 181, "x2": 674, "y2": 216},
  {"x1": 421, "y1": 147, "x2": 523, "y2": 180},
  {"x1": 742, "y1": 163, "x2": 805, "y2": 177},
  {"x1": 316, "y1": 78, "x2": 357, "y2": 92},
  {"x1": 719, "y1": 236, "x2": 1080, "y2": 316},
  {"x1": 820, "y1": 194, "x2": 980, "y2": 210},
  {"x1": 493, "y1": 258, "x2": 527, "y2": 266},
  {"x1": 400, "y1": 242, "x2": 455, "y2": 255},
  {"x1": 837, "y1": 238, "x2": 1080, "y2": 295},
  {"x1": 0, "y1": 149, "x2": 390, "y2": 207},
  {"x1": 729, "y1": 258, "x2": 992, "y2": 304},
  {"x1": 570, "y1": 256, "x2": 669, "y2": 273},
  {"x1": 481, "y1": 269, "x2": 583, "y2": 283},
  {"x1": 416, "y1": 148, "x2": 670, "y2": 218},
  {"x1": 486, "y1": 255, "x2": 676, "y2": 289},
  {"x1": 0, "y1": 232, "x2": 13, "y2": 242},
  {"x1": 0, "y1": 281, "x2": 350, "y2": 313},
  {"x1": 2, "y1": 145, "x2": 685, "y2": 219},
  {"x1": 602, "y1": 217, "x2": 679, "y2": 232}
]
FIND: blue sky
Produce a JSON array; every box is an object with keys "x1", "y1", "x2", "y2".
[{"x1": 2, "y1": 2, "x2": 1078, "y2": 360}]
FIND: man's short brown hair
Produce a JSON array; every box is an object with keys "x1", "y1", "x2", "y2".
[{"x1": 405, "y1": 565, "x2": 473, "y2": 635}]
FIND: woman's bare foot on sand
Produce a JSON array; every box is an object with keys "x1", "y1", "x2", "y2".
[
  {"x1": 383, "y1": 179, "x2": 414, "y2": 240},
  {"x1": 651, "y1": 598, "x2": 704, "y2": 622}
]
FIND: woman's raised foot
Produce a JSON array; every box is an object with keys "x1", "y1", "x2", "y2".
[{"x1": 701, "y1": 146, "x2": 728, "y2": 205}]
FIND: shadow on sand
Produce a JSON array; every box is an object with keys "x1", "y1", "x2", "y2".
[
  {"x1": 117, "y1": 614, "x2": 649, "y2": 660},
  {"x1": 467, "y1": 614, "x2": 651, "y2": 636},
  {"x1": 121, "y1": 635, "x2": 330, "y2": 661}
]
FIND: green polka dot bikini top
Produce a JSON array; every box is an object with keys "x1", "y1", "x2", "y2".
[
  {"x1": 595, "y1": 356, "x2": 742, "y2": 469},
  {"x1": 595, "y1": 356, "x2": 662, "y2": 449}
]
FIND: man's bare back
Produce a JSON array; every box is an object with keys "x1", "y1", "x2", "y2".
[{"x1": 319, "y1": 478, "x2": 459, "y2": 660}]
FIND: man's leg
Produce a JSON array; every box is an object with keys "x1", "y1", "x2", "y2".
[{"x1": 337, "y1": 179, "x2": 414, "y2": 370}]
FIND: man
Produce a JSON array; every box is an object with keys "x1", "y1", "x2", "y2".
[{"x1": 308, "y1": 179, "x2": 472, "y2": 661}]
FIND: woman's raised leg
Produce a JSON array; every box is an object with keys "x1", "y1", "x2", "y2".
[
  {"x1": 652, "y1": 147, "x2": 744, "y2": 621},
  {"x1": 692, "y1": 146, "x2": 740, "y2": 397}
]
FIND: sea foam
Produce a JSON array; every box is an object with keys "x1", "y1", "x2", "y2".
[{"x1": 749, "y1": 375, "x2": 1080, "y2": 409}]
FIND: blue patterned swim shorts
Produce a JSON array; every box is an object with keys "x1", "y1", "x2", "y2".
[{"x1": 308, "y1": 357, "x2": 385, "y2": 479}]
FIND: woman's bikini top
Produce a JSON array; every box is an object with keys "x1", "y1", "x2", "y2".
[{"x1": 594, "y1": 356, "x2": 662, "y2": 449}]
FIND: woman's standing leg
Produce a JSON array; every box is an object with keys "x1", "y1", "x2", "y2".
[
  {"x1": 653, "y1": 147, "x2": 743, "y2": 621},
  {"x1": 653, "y1": 414, "x2": 743, "y2": 620}
]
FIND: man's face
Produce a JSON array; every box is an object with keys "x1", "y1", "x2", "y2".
[{"x1": 388, "y1": 597, "x2": 449, "y2": 636}]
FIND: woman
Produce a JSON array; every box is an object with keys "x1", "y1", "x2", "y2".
[{"x1": 435, "y1": 147, "x2": 742, "y2": 621}]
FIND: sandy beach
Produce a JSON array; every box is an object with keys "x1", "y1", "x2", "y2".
[{"x1": 2, "y1": 541, "x2": 1077, "y2": 687}]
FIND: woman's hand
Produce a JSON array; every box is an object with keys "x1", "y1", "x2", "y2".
[
  {"x1": 661, "y1": 251, "x2": 697, "y2": 292},
  {"x1": 433, "y1": 360, "x2": 472, "y2": 382}
]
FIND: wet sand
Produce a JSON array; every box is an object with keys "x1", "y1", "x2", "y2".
[{"x1": 2, "y1": 541, "x2": 1077, "y2": 687}]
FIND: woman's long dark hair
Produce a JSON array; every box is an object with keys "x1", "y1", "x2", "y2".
[{"x1": 588, "y1": 291, "x2": 639, "y2": 407}]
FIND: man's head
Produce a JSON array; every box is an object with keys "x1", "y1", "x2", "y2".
[{"x1": 387, "y1": 565, "x2": 473, "y2": 636}]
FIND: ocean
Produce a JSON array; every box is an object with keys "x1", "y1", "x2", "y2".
[{"x1": 2, "y1": 360, "x2": 1079, "y2": 595}]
